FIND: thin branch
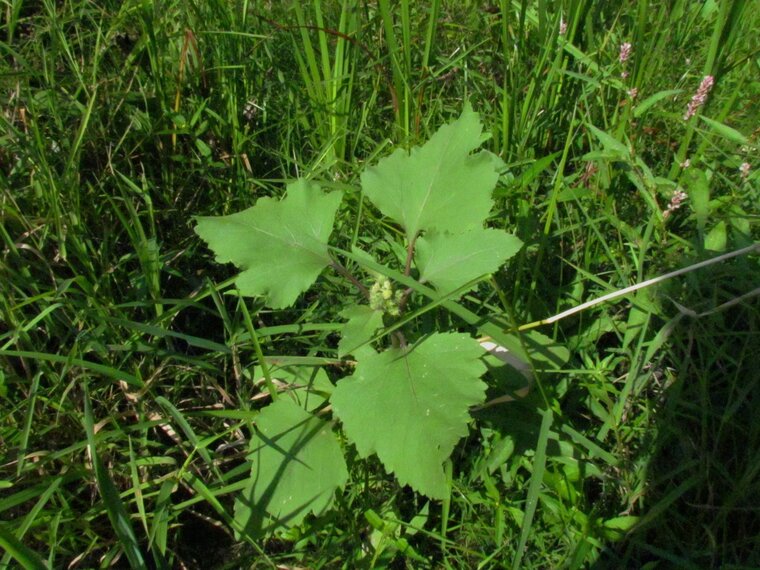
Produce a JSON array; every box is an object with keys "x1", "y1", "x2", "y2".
[
  {"x1": 670, "y1": 285, "x2": 760, "y2": 318},
  {"x1": 516, "y1": 242, "x2": 760, "y2": 332}
]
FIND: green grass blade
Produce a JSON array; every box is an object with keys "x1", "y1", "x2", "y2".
[
  {"x1": 0, "y1": 350, "x2": 143, "y2": 388},
  {"x1": 154, "y1": 396, "x2": 222, "y2": 480},
  {"x1": 82, "y1": 385, "x2": 147, "y2": 569},
  {"x1": 0, "y1": 524, "x2": 49, "y2": 570},
  {"x1": 0, "y1": 477, "x2": 60, "y2": 568},
  {"x1": 16, "y1": 372, "x2": 42, "y2": 477},
  {"x1": 512, "y1": 407, "x2": 553, "y2": 570}
]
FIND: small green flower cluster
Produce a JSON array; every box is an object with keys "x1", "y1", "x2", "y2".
[{"x1": 369, "y1": 276, "x2": 403, "y2": 316}]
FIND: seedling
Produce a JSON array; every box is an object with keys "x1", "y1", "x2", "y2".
[{"x1": 195, "y1": 104, "x2": 561, "y2": 536}]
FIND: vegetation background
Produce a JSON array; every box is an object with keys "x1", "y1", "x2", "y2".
[{"x1": 1, "y1": 0, "x2": 759, "y2": 568}]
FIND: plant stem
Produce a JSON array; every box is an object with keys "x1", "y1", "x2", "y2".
[
  {"x1": 397, "y1": 286, "x2": 414, "y2": 313},
  {"x1": 395, "y1": 237, "x2": 418, "y2": 313},
  {"x1": 331, "y1": 260, "x2": 370, "y2": 299},
  {"x1": 404, "y1": 236, "x2": 416, "y2": 276}
]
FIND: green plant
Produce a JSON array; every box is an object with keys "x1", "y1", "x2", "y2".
[
  {"x1": 194, "y1": 103, "x2": 566, "y2": 537},
  {"x1": 3, "y1": 1, "x2": 757, "y2": 566}
]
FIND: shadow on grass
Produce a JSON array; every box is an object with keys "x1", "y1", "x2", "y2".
[
  {"x1": 595, "y1": 252, "x2": 760, "y2": 568},
  {"x1": 471, "y1": 249, "x2": 760, "y2": 568}
]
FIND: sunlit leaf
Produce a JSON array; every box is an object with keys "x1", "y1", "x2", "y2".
[
  {"x1": 632, "y1": 89, "x2": 683, "y2": 118},
  {"x1": 361, "y1": 103, "x2": 502, "y2": 241},
  {"x1": 194, "y1": 179, "x2": 342, "y2": 308},
  {"x1": 331, "y1": 333, "x2": 487, "y2": 498},
  {"x1": 416, "y1": 229, "x2": 523, "y2": 295},
  {"x1": 699, "y1": 116, "x2": 748, "y2": 145},
  {"x1": 683, "y1": 168, "x2": 710, "y2": 235},
  {"x1": 338, "y1": 305, "x2": 384, "y2": 357},
  {"x1": 586, "y1": 124, "x2": 630, "y2": 160},
  {"x1": 705, "y1": 221, "x2": 727, "y2": 252}
]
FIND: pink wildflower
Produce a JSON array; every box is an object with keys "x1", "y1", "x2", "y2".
[
  {"x1": 680, "y1": 158, "x2": 691, "y2": 169},
  {"x1": 663, "y1": 189, "x2": 688, "y2": 219},
  {"x1": 740, "y1": 162, "x2": 750, "y2": 179},
  {"x1": 559, "y1": 17, "x2": 567, "y2": 36},
  {"x1": 619, "y1": 42, "x2": 632, "y2": 63},
  {"x1": 627, "y1": 87, "x2": 638, "y2": 99},
  {"x1": 683, "y1": 75, "x2": 714, "y2": 120}
]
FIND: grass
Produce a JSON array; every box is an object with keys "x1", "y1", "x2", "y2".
[{"x1": 1, "y1": 0, "x2": 759, "y2": 568}]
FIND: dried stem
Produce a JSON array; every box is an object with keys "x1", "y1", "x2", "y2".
[{"x1": 516, "y1": 242, "x2": 760, "y2": 332}]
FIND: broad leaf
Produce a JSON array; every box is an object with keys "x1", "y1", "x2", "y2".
[
  {"x1": 699, "y1": 115, "x2": 748, "y2": 145},
  {"x1": 705, "y1": 221, "x2": 727, "y2": 252},
  {"x1": 586, "y1": 124, "x2": 630, "y2": 160},
  {"x1": 361, "y1": 103, "x2": 501, "y2": 241},
  {"x1": 234, "y1": 399, "x2": 347, "y2": 538},
  {"x1": 194, "y1": 179, "x2": 342, "y2": 308},
  {"x1": 632, "y1": 89, "x2": 683, "y2": 118},
  {"x1": 338, "y1": 305, "x2": 384, "y2": 357},
  {"x1": 683, "y1": 168, "x2": 709, "y2": 235},
  {"x1": 416, "y1": 229, "x2": 523, "y2": 294},
  {"x1": 331, "y1": 333, "x2": 487, "y2": 498}
]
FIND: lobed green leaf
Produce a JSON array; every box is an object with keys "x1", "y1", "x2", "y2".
[
  {"x1": 338, "y1": 305, "x2": 385, "y2": 358},
  {"x1": 416, "y1": 228, "x2": 523, "y2": 294},
  {"x1": 361, "y1": 103, "x2": 502, "y2": 241},
  {"x1": 331, "y1": 333, "x2": 488, "y2": 499},
  {"x1": 194, "y1": 179, "x2": 342, "y2": 308}
]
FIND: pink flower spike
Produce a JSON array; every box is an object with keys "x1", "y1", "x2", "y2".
[
  {"x1": 663, "y1": 189, "x2": 688, "y2": 219},
  {"x1": 627, "y1": 88, "x2": 638, "y2": 99},
  {"x1": 683, "y1": 75, "x2": 714, "y2": 120},
  {"x1": 619, "y1": 42, "x2": 632, "y2": 63},
  {"x1": 740, "y1": 162, "x2": 750, "y2": 179},
  {"x1": 559, "y1": 17, "x2": 567, "y2": 36}
]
